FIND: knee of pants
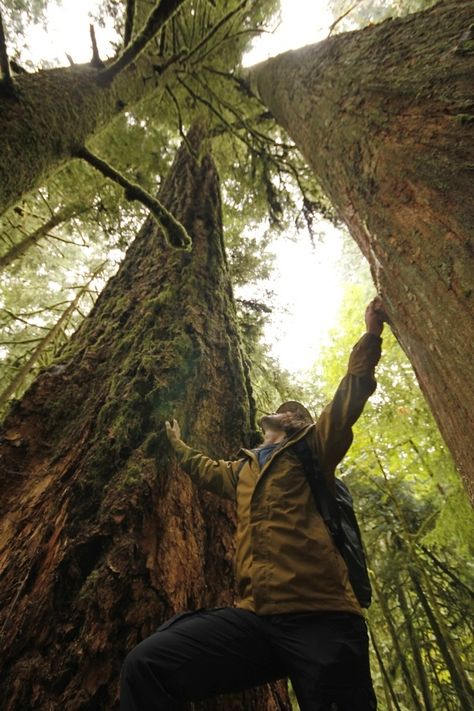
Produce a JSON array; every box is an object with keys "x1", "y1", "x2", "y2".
[
  {"x1": 121, "y1": 640, "x2": 158, "y2": 685},
  {"x1": 121, "y1": 645, "x2": 141, "y2": 685}
]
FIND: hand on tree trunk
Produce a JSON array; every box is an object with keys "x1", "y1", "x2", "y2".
[
  {"x1": 165, "y1": 418, "x2": 182, "y2": 445},
  {"x1": 365, "y1": 297, "x2": 387, "y2": 337}
]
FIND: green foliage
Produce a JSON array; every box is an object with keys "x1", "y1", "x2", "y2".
[
  {"x1": 0, "y1": 0, "x2": 330, "y2": 410},
  {"x1": 1, "y1": 0, "x2": 59, "y2": 45},
  {"x1": 299, "y1": 279, "x2": 473, "y2": 709}
]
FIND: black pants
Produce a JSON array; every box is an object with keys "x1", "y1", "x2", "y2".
[{"x1": 120, "y1": 607, "x2": 377, "y2": 711}]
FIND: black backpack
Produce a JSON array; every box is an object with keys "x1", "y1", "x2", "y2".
[{"x1": 290, "y1": 439, "x2": 372, "y2": 608}]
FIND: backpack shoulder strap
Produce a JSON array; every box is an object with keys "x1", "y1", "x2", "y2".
[{"x1": 291, "y1": 438, "x2": 343, "y2": 547}]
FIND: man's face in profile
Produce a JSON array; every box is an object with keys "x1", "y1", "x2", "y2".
[{"x1": 259, "y1": 411, "x2": 309, "y2": 436}]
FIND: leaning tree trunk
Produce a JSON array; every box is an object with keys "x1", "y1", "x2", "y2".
[
  {"x1": 0, "y1": 125, "x2": 288, "y2": 710},
  {"x1": 247, "y1": 0, "x2": 474, "y2": 500}
]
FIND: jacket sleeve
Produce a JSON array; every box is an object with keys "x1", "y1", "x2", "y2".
[
  {"x1": 311, "y1": 332, "x2": 382, "y2": 479},
  {"x1": 170, "y1": 438, "x2": 240, "y2": 501}
]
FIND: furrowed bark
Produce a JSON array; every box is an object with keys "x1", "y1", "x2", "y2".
[
  {"x1": 247, "y1": 0, "x2": 474, "y2": 500},
  {"x1": 0, "y1": 46, "x2": 177, "y2": 216},
  {"x1": 0, "y1": 124, "x2": 288, "y2": 710}
]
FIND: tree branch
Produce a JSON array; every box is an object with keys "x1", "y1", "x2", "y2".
[
  {"x1": 0, "y1": 263, "x2": 107, "y2": 410},
  {"x1": 328, "y1": 0, "x2": 364, "y2": 36},
  {"x1": 0, "y1": 202, "x2": 84, "y2": 272},
  {"x1": 98, "y1": 0, "x2": 188, "y2": 85},
  {"x1": 74, "y1": 146, "x2": 191, "y2": 250},
  {"x1": 184, "y1": 0, "x2": 251, "y2": 65},
  {"x1": 0, "y1": 10, "x2": 14, "y2": 95},
  {"x1": 166, "y1": 86, "x2": 196, "y2": 157},
  {"x1": 89, "y1": 24, "x2": 105, "y2": 69},
  {"x1": 123, "y1": 0, "x2": 136, "y2": 47}
]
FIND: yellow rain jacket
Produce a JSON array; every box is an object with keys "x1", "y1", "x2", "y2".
[{"x1": 170, "y1": 333, "x2": 382, "y2": 617}]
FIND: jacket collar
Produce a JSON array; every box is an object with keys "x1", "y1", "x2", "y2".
[{"x1": 239, "y1": 422, "x2": 315, "y2": 474}]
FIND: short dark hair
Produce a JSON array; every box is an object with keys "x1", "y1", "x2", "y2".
[{"x1": 279, "y1": 411, "x2": 309, "y2": 436}]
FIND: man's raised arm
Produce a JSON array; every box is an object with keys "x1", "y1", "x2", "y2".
[
  {"x1": 312, "y1": 297, "x2": 387, "y2": 476},
  {"x1": 165, "y1": 419, "x2": 241, "y2": 501}
]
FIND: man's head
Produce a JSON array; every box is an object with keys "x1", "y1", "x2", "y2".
[{"x1": 259, "y1": 401, "x2": 313, "y2": 439}]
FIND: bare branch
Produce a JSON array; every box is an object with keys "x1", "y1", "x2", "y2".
[
  {"x1": 328, "y1": 0, "x2": 364, "y2": 36},
  {"x1": 89, "y1": 24, "x2": 105, "y2": 68},
  {"x1": 0, "y1": 309, "x2": 50, "y2": 329},
  {"x1": 166, "y1": 86, "x2": 196, "y2": 157},
  {"x1": 123, "y1": 0, "x2": 136, "y2": 47},
  {"x1": 75, "y1": 146, "x2": 191, "y2": 250},
  {"x1": 65, "y1": 53, "x2": 75, "y2": 66},
  {"x1": 98, "y1": 0, "x2": 187, "y2": 85}
]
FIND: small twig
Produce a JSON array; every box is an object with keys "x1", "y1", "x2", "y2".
[
  {"x1": 0, "y1": 10, "x2": 15, "y2": 94},
  {"x1": 1, "y1": 309, "x2": 50, "y2": 329},
  {"x1": 190, "y1": 27, "x2": 263, "y2": 67},
  {"x1": 89, "y1": 24, "x2": 105, "y2": 68},
  {"x1": 98, "y1": 0, "x2": 187, "y2": 85},
  {"x1": 166, "y1": 86, "x2": 196, "y2": 158},
  {"x1": 66, "y1": 53, "x2": 75, "y2": 66},
  {"x1": 328, "y1": 0, "x2": 364, "y2": 36},
  {"x1": 153, "y1": 48, "x2": 187, "y2": 76},
  {"x1": 184, "y1": 0, "x2": 251, "y2": 65},
  {"x1": 37, "y1": 188, "x2": 55, "y2": 218},
  {"x1": 123, "y1": 0, "x2": 136, "y2": 47},
  {"x1": 75, "y1": 146, "x2": 191, "y2": 250}
]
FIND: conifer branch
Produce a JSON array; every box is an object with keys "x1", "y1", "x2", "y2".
[
  {"x1": 0, "y1": 262, "x2": 107, "y2": 410},
  {"x1": 123, "y1": 0, "x2": 136, "y2": 47},
  {"x1": 0, "y1": 203, "x2": 85, "y2": 272},
  {"x1": 184, "y1": 0, "x2": 250, "y2": 65},
  {"x1": 98, "y1": 0, "x2": 187, "y2": 85},
  {"x1": 166, "y1": 86, "x2": 196, "y2": 158},
  {"x1": 75, "y1": 146, "x2": 191, "y2": 250},
  {"x1": 0, "y1": 10, "x2": 14, "y2": 95}
]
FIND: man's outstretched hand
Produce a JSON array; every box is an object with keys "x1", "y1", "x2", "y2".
[
  {"x1": 165, "y1": 418, "x2": 181, "y2": 444},
  {"x1": 365, "y1": 297, "x2": 388, "y2": 336}
]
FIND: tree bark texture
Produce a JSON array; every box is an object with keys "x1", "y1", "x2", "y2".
[
  {"x1": 248, "y1": 0, "x2": 474, "y2": 500},
  {"x1": 0, "y1": 125, "x2": 288, "y2": 710},
  {"x1": 0, "y1": 49, "x2": 173, "y2": 217}
]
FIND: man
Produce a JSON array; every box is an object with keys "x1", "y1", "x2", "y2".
[{"x1": 120, "y1": 298, "x2": 387, "y2": 711}]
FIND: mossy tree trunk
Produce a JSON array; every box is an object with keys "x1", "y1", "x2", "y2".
[
  {"x1": 0, "y1": 124, "x2": 288, "y2": 710},
  {"x1": 248, "y1": 0, "x2": 474, "y2": 500},
  {"x1": 0, "y1": 49, "x2": 175, "y2": 217}
]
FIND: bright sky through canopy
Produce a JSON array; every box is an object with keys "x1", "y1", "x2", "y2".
[{"x1": 22, "y1": 0, "x2": 370, "y2": 374}]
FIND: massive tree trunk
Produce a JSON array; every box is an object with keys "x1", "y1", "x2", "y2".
[
  {"x1": 0, "y1": 125, "x2": 288, "y2": 710},
  {"x1": 248, "y1": 0, "x2": 474, "y2": 500}
]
